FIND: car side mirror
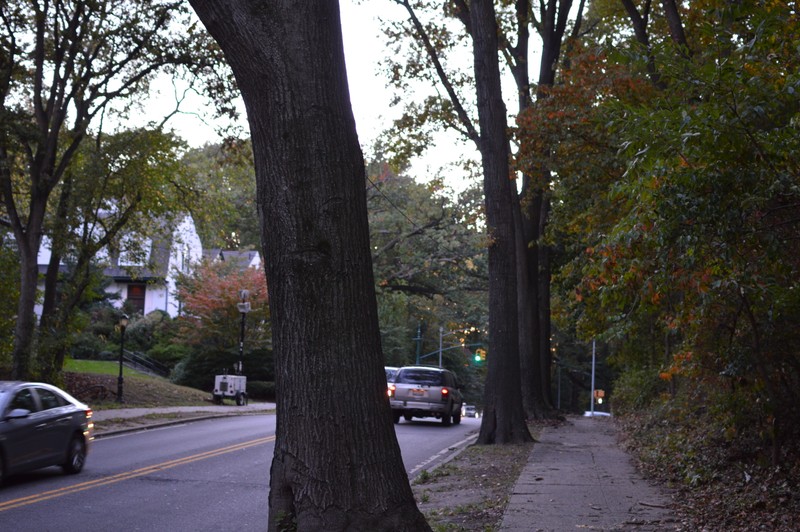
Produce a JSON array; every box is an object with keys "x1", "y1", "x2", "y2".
[{"x1": 6, "y1": 408, "x2": 31, "y2": 420}]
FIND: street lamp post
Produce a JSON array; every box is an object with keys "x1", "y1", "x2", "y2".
[
  {"x1": 236, "y1": 290, "x2": 251, "y2": 375},
  {"x1": 117, "y1": 314, "x2": 128, "y2": 403}
]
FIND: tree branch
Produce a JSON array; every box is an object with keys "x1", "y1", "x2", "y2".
[{"x1": 396, "y1": 0, "x2": 480, "y2": 145}]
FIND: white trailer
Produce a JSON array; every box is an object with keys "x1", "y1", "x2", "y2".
[{"x1": 212, "y1": 374, "x2": 248, "y2": 405}]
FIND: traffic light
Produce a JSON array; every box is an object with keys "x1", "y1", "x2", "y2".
[
  {"x1": 474, "y1": 352, "x2": 481, "y2": 362},
  {"x1": 593, "y1": 389, "x2": 605, "y2": 404}
]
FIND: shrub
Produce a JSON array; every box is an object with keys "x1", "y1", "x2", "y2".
[
  {"x1": 147, "y1": 342, "x2": 190, "y2": 369},
  {"x1": 611, "y1": 366, "x2": 666, "y2": 416},
  {"x1": 70, "y1": 331, "x2": 110, "y2": 360},
  {"x1": 246, "y1": 380, "x2": 276, "y2": 401}
]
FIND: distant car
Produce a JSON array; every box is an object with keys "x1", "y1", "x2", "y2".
[
  {"x1": 0, "y1": 381, "x2": 93, "y2": 482},
  {"x1": 389, "y1": 366, "x2": 463, "y2": 426},
  {"x1": 462, "y1": 404, "x2": 478, "y2": 418},
  {"x1": 385, "y1": 366, "x2": 399, "y2": 382}
]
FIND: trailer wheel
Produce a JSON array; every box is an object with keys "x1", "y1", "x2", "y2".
[{"x1": 236, "y1": 392, "x2": 247, "y2": 406}]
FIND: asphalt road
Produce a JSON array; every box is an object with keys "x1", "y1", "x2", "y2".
[{"x1": 0, "y1": 414, "x2": 478, "y2": 531}]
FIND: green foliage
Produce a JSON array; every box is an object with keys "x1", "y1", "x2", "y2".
[
  {"x1": 147, "y1": 342, "x2": 191, "y2": 369},
  {"x1": 377, "y1": 2, "x2": 476, "y2": 169},
  {"x1": 246, "y1": 380, "x2": 276, "y2": 401},
  {"x1": 68, "y1": 304, "x2": 189, "y2": 374},
  {"x1": 611, "y1": 366, "x2": 667, "y2": 416},
  {"x1": 367, "y1": 157, "x2": 488, "y2": 371},
  {"x1": 69, "y1": 331, "x2": 111, "y2": 362},
  {"x1": 0, "y1": 0, "x2": 234, "y2": 378},
  {"x1": 376, "y1": 288, "x2": 416, "y2": 367},
  {"x1": 181, "y1": 141, "x2": 259, "y2": 249},
  {"x1": 0, "y1": 236, "x2": 19, "y2": 376},
  {"x1": 543, "y1": 1, "x2": 800, "y2": 474}
]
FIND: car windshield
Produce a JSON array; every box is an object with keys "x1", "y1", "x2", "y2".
[{"x1": 397, "y1": 369, "x2": 443, "y2": 386}]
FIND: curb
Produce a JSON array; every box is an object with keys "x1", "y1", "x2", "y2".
[{"x1": 408, "y1": 431, "x2": 478, "y2": 480}]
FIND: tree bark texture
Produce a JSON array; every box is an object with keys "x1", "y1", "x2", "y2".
[
  {"x1": 504, "y1": 0, "x2": 550, "y2": 420},
  {"x1": 5, "y1": 193, "x2": 47, "y2": 380},
  {"x1": 470, "y1": 0, "x2": 533, "y2": 445},
  {"x1": 188, "y1": 2, "x2": 429, "y2": 530}
]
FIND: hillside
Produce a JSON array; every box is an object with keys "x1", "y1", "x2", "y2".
[{"x1": 63, "y1": 360, "x2": 210, "y2": 408}]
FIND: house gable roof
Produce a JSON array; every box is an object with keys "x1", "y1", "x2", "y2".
[{"x1": 202, "y1": 249, "x2": 261, "y2": 271}]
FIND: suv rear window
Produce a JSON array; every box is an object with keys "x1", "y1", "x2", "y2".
[{"x1": 396, "y1": 369, "x2": 443, "y2": 385}]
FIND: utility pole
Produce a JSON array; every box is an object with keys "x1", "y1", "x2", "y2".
[
  {"x1": 590, "y1": 339, "x2": 596, "y2": 416},
  {"x1": 414, "y1": 322, "x2": 422, "y2": 365}
]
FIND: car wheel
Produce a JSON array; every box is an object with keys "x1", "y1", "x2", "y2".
[
  {"x1": 441, "y1": 410, "x2": 452, "y2": 426},
  {"x1": 0, "y1": 450, "x2": 5, "y2": 485},
  {"x1": 236, "y1": 392, "x2": 246, "y2": 406},
  {"x1": 403, "y1": 413, "x2": 414, "y2": 422},
  {"x1": 453, "y1": 408, "x2": 461, "y2": 425},
  {"x1": 62, "y1": 435, "x2": 86, "y2": 474},
  {"x1": 392, "y1": 411, "x2": 401, "y2": 424}
]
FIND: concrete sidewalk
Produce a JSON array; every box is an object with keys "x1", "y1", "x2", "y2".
[{"x1": 501, "y1": 415, "x2": 680, "y2": 531}]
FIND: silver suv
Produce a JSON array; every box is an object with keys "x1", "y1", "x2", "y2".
[{"x1": 388, "y1": 366, "x2": 463, "y2": 426}]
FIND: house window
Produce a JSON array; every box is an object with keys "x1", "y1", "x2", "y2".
[{"x1": 127, "y1": 284, "x2": 146, "y2": 314}]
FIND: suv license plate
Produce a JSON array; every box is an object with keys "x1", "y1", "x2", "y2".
[{"x1": 411, "y1": 389, "x2": 426, "y2": 397}]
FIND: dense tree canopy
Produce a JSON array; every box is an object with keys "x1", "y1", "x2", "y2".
[
  {"x1": 367, "y1": 158, "x2": 487, "y2": 365},
  {"x1": 525, "y1": 0, "x2": 800, "y2": 471},
  {"x1": 0, "y1": 0, "x2": 233, "y2": 379},
  {"x1": 35, "y1": 128, "x2": 196, "y2": 380},
  {"x1": 182, "y1": 141, "x2": 260, "y2": 250}
]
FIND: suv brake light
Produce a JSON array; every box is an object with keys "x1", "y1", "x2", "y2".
[
  {"x1": 441, "y1": 388, "x2": 449, "y2": 400},
  {"x1": 387, "y1": 384, "x2": 396, "y2": 398}
]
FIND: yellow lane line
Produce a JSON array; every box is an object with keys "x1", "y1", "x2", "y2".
[{"x1": 0, "y1": 435, "x2": 275, "y2": 512}]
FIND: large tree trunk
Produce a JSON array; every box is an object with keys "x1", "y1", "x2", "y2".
[
  {"x1": 538, "y1": 196, "x2": 553, "y2": 401},
  {"x1": 188, "y1": 2, "x2": 429, "y2": 530},
  {"x1": 517, "y1": 190, "x2": 549, "y2": 418},
  {"x1": 506, "y1": 0, "x2": 551, "y2": 420},
  {"x1": 2, "y1": 140, "x2": 41, "y2": 380},
  {"x1": 471, "y1": 0, "x2": 533, "y2": 445},
  {"x1": 6, "y1": 187, "x2": 47, "y2": 380},
  {"x1": 11, "y1": 245, "x2": 39, "y2": 380}
]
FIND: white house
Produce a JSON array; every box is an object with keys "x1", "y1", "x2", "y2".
[{"x1": 36, "y1": 214, "x2": 203, "y2": 318}]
